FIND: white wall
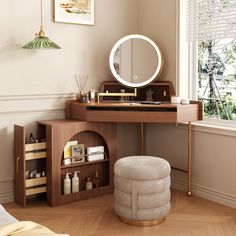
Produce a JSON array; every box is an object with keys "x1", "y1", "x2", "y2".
[
  {"x1": 0, "y1": 0, "x2": 138, "y2": 203},
  {"x1": 138, "y1": 0, "x2": 177, "y2": 91},
  {"x1": 1, "y1": 0, "x2": 235, "y2": 209},
  {"x1": 0, "y1": 0, "x2": 138, "y2": 95},
  {"x1": 138, "y1": 0, "x2": 236, "y2": 208},
  {"x1": 145, "y1": 124, "x2": 236, "y2": 208}
]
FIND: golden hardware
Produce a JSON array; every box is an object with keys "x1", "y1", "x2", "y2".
[
  {"x1": 97, "y1": 88, "x2": 137, "y2": 103},
  {"x1": 187, "y1": 122, "x2": 192, "y2": 196},
  {"x1": 16, "y1": 156, "x2": 21, "y2": 174}
]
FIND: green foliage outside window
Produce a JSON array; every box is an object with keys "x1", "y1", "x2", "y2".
[{"x1": 198, "y1": 40, "x2": 236, "y2": 120}]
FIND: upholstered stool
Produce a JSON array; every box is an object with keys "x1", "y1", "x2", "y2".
[{"x1": 114, "y1": 156, "x2": 171, "y2": 226}]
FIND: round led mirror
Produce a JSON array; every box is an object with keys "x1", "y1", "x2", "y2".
[{"x1": 109, "y1": 34, "x2": 163, "y2": 88}]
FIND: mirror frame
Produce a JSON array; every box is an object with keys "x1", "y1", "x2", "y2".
[{"x1": 109, "y1": 34, "x2": 164, "y2": 88}]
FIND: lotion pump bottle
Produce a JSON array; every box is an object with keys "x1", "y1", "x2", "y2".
[
  {"x1": 64, "y1": 173, "x2": 72, "y2": 195},
  {"x1": 72, "y1": 171, "x2": 80, "y2": 193}
]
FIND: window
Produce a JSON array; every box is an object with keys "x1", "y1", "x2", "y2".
[
  {"x1": 198, "y1": 39, "x2": 236, "y2": 120},
  {"x1": 184, "y1": 0, "x2": 236, "y2": 122}
]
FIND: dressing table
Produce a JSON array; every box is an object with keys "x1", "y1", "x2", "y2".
[
  {"x1": 14, "y1": 35, "x2": 202, "y2": 208},
  {"x1": 67, "y1": 34, "x2": 203, "y2": 196}
]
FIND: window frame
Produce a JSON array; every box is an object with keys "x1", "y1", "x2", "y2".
[{"x1": 177, "y1": 0, "x2": 236, "y2": 129}]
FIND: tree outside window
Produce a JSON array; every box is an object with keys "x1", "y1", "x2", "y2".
[{"x1": 198, "y1": 39, "x2": 236, "y2": 120}]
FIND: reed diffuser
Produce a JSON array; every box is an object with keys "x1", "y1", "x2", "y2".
[{"x1": 74, "y1": 74, "x2": 88, "y2": 102}]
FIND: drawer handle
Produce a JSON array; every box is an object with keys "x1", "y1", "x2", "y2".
[{"x1": 16, "y1": 156, "x2": 21, "y2": 174}]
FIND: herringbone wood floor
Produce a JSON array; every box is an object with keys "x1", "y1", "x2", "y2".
[{"x1": 4, "y1": 189, "x2": 236, "y2": 236}]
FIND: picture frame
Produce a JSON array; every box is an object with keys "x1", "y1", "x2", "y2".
[
  {"x1": 71, "y1": 144, "x2": 85, "y2": 163},
  {"x1": 54, "y1": 0, "x2": 95, "y2": 25},
  {"x1": 63, "y1": 140, "x2": 78, "y2": 165}
]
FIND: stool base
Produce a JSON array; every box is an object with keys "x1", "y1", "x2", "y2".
[{"x1": 119, "y1": 216, "x2": 166, "y2": 227}]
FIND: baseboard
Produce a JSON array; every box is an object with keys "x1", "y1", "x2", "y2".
[
  {"x1": 0, "y1": 177, "x2": 14, "y2": 204},
  {"x1": 171, "y1": 178, "x2": 236, "y2": 209},
  {"x1": 0, "y1": 191, "x2": 14, "y2": 204}
]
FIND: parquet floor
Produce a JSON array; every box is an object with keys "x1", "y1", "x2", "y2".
[{"x1": 4, "y1": 189, "x2": 236, "y2": 236}]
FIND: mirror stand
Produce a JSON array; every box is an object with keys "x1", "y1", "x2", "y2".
[{"x1": 97, "y1": 88, "x2": 137, "y2": 103}]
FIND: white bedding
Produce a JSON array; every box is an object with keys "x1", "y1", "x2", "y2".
[{"x1": 0, "y1": 204, "x2": 18, "y2": 227}]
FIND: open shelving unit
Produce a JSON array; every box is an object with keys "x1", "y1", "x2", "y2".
[
  {"x1": 37, "y1": 120, "x2": 117, "y2": 207},
  {"x1": 14, "y1": 125, "x2": 47, "y2": 207},
  {"x1": 14, "y1": 121, "x2": 116, "y2": 207}
]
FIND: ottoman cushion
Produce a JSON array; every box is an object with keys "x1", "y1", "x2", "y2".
[
  {"x1": 114, "y1": 156, "x2": 171, "y2": 222},
  {"x1": 114, "y1": 156, "x2": 170, "y2": 180}
]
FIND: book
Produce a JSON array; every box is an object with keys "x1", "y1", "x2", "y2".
[
  {"x1": 63, "y1": 141, "x2": 78, "y2": 165},
  {"x1": 87, "y1": 146, "x2": 104, "y2": 162}
]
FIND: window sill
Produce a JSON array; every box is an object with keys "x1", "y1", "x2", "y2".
[{"x1": 179, "y1": 119, "x2": 236, "y2": 137}]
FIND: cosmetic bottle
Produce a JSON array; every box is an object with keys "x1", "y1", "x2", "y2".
[
  {"x1": 29, "y1": 133, "x2": 35, "y2": 143},
  {"x1": 85, "y1": 177, "x2": 93, "y2": 190},
  {"x1": 94, "y1": 171, "x2": 100, "y2": 188},
  {"x1": 64, "y1": 173, "x2": 72, "y2": 195},
  {"x1": 72, "y1": 171, "x2": 80, "y2": 193},
  {"x1": 90, "y1": 87, "x2": 96, "y2": 103}
]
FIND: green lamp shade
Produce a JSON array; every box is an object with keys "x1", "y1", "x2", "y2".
[{"x1": 22, "y1": 36, "x2": 61, "y2": 50}]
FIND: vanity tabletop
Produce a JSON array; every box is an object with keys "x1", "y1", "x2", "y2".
[
  {"x1": 70, "y1": 101, "x2": 197, "y2": 108},
  {"x1": 68, "y1": 100, "x2": 203, "y2": 123}
]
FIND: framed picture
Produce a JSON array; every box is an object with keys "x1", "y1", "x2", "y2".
[
  {"x1": 63, "y1": 140, "x2": 78, "y2": 165},
  {"x1": 54, "y1": 0, "x2": 95, "y2": 25},
  {"x1": 71, "y1": 144, "x2": 85, "y2": 163}
]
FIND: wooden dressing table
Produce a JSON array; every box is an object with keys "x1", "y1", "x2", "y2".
[
  {"x1": 66, "y1": 82, "x2": 203, "y2": 196},
  {"x1": 66, "y1": 34, "x2": 203, "y2": 196}
]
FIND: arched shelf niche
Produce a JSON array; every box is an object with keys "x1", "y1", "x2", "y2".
[
  {"x1": 60, "y1": 130, "x2": 111, "y2": 193},
  {"x1": 61, "y1": 130, "x2": 109, "y2": 165}
]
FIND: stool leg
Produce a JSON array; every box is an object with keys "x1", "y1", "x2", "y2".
[{"x1": 187, "y1": 122, "x2": 192, "y2": 196}]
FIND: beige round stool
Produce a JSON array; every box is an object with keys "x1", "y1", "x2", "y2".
[{"x1": 114, "y1": 156, "x2": 171, "y2": 226}]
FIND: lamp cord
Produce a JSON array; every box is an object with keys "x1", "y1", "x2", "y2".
[
  {"x1": 38, "y1": 0, "x2": 45, "y2": 37},
  {"x1": 40, "y1": 0, "x2": 43, "y2": 31}
]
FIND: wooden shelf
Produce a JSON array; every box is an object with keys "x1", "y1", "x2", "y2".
[
  {"x1": 14, "y1": 125, "x2": 47, "y2": 207},
  {"x1": 25, "y1": 142, "x2": 46, "y2": 152},
  {"x1": 25, "y1": 151, "x2": 46, "y2": 161},
  {"x1": 25, "y1": 177, "x2": 47, "y2": 188},
  {"x1": 61, "y1": 159, "x2": 109, "y2": 169},
  {"x1": 36, "y1": 120, "x2": 116, "y2": 207},
  {"x1": 26, "y1": 186, "x2": 47, "y2": 196},
  {"x1": 61, "y1": 185, "x2": 110, "y2": 197},
  {"x1": 59, "y1": 185, "x2": 112, "y2": 204}
]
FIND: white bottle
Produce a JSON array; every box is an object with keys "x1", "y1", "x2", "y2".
[
  {"x1": 64, "y1": 173, "x2": 72, "y2": 195},
  {"x1": 72, "y1": 171, "x2": 80, "y2": 193}
]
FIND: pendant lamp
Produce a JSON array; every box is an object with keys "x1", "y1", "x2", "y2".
[{"x1": 23, "y1": 0, "x2": 61, "y2": 50}]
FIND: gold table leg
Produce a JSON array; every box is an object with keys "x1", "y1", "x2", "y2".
[
  {"x1": 140, "y1": 123, "x2": 144, "y2": 155},
  {"x1": 187, "y1": 122, "x2": 192, "y2": 196}
]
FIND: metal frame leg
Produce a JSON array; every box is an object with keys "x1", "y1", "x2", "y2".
[
  {"x1": 187, "y1": 122, "x2": 192, "y2": 196},
  {"x1": 140, "y1": 123, "x2": 144, "y2": 155}
]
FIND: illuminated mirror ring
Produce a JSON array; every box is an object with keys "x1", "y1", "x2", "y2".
[{"x1": 109, "y1": 34, "x2": 163, "y2": 88}]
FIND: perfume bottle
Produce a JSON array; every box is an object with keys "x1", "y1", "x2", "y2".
[
  {"x1": 85, "y1": 177, "x2": 93, "y2": 190},
  {"x1": 94, "y1": 171, "x2": 100, "y2": 188},
  {"x1": 90, "y1": 87, "x2": 96, "y2": 103}
]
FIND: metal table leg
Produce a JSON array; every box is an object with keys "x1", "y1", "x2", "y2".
[{"x1": 187, "y1": 122, "x2": 192, "y2": 196}]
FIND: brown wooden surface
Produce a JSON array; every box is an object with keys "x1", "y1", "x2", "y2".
[
  {"x1": 68, "y1": 101, "x2": 203, "y2": 123},
  {"x1": 4, "y1": 189, "x2": 236, "y2": 236},
  {"x1": 26, "y1": 186, "x2": 47, "y2": 196},
  {"x1": 37, "y1": 120, "x2": 117, "y2": 207},
  {"x1": 14, "y1": 125, "x2": 26, "y2": 207},
  {"x1": 14, "y1": 125, "x2": 48, "y2": 207},
  {"x1": 25, "y1": 151, "x2": 46, "y2": 161},
  {"x1": 25, "y1": 177, "x2": 47, "y2": 188},
  {"x1": 99, "y1": 80, "x2": 175, "y2": 102}
]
